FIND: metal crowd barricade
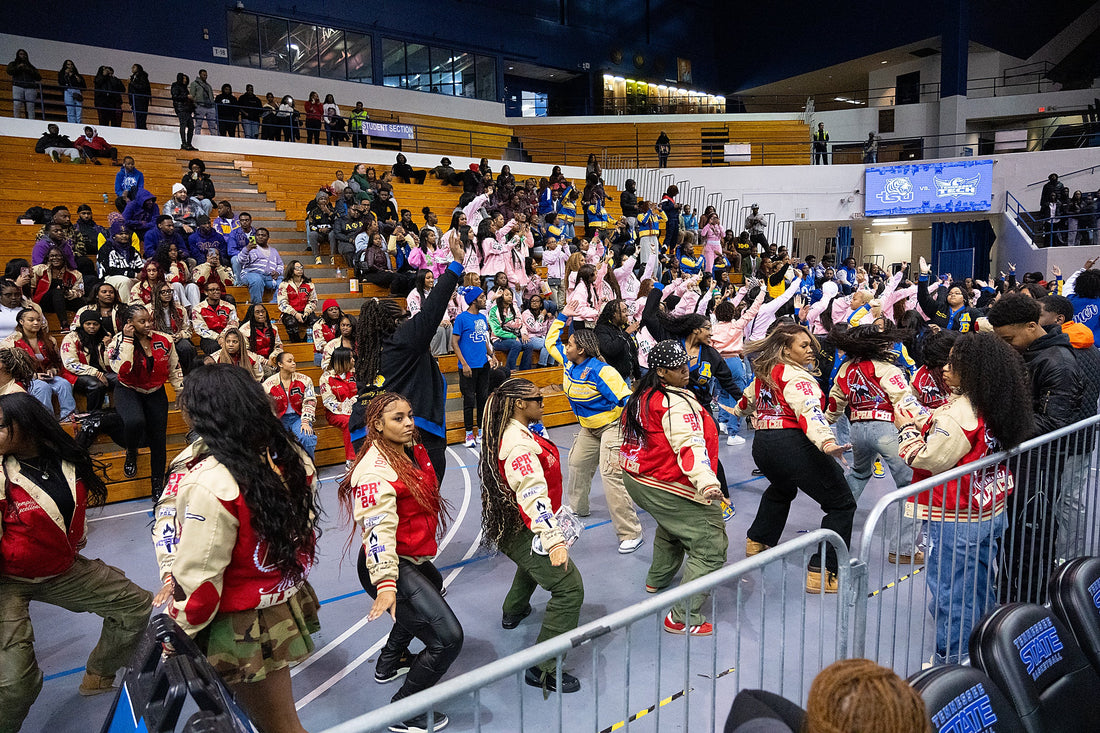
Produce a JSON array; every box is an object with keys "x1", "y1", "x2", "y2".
[
  {"x1": 852, "y1": 414, "x2": 1100, "y2": 678},
  {"x1": 318, "y1": 529, "x2": 853, "y2": 733}
]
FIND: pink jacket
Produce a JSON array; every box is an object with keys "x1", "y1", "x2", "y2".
[{"x1": 711, "y1": 289, "x2": 765, "y2": 356}]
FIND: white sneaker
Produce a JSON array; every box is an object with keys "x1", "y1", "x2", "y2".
[
  {"x1": 464, "y1": 431, "x2": 476, "y2": 448},
  {"x1": 718, "y1": 422, "x2": 729, "y2": 434},
  {"x1": 618, "y1": 536, "x2": 645, "y2": 554},
  {"x1": 727, "y1": 435, "x2": 746, "y2": 446}
]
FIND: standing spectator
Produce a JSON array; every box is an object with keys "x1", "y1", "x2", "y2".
[
  {"x1": 619, "y1": 179, "x2": 639, "y2": 234},
  {"x1": 58, "y1": 59, "x2": 86, "y2": 124},
  {"x1": 128, "y1": 64, "x2": 151, "y2": 129},
  {"x1": 92, "y1": 66, "x2": 125, "y2": 127},
  {"x1": 1039, "y1": 173, "x2": 1065, "y2": 210},
  {"x1": 236, "y1": 84, "x2": 262, "y2": 139},
  {"x1": 655, "y1": 131, "x2": 671, "y2": 168},
  {"x1": 181, "y1": 158, "x2": 216, "y2": 217},
  {"x1": 73, "y1": 126, "x2": 118, "y2": 166},
  {"x1": 660, "y1": 186, "x2": 681, "y2": 255},
  {"x1": 6, "y1": 49, "x2": 41, "y2": 119},
  {"x1": 170, "y1": 73, "x2": 196, "y2": 151},
  {"x1": 276, "y1": 95, "x2": 297, "y2": 141},
  {"x1": 303, "y1": 92, "x2": 323, "y2": 144},
  {"x1": 812, "y1": 122, "x2": 829, "y2": 164},
  {"x1": 260, "y1": 91, "x2": 278, "y2": 140},
  {"x1": 745, "y1": 203, "x2": 769, "y2": 248},
  {"x1": 862, "y1": 131, "x2": 878, "y2": 164},
  {"x1": 238, "y1": 228, "x2": 284, "y2": 304},
  {"x1": 349, "y1": 101, "x2": 370, "y2": 148},
  {"x1": 214, "y1": 83, "x2": 238, "y2": 137},
  {"x1": 189, "y1": 69, "x2": 217, "y2": 136},
  {"x1": 452, "y1": 287, "x2": 497, "y2": 447},
  {"x1": 115, "y1": 156, "x2": 144, "y2": 198},
  {"x1": 322, "y1": 93, "x2": 342, "y2": 145}
]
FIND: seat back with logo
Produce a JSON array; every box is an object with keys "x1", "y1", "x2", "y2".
[
  {"x1": 1049, "y1": 556, "x2": 1100, "y2": 675},
  {"x1": 968, "y1": 603, "x2": 1100, "y2": 733},
  {"x1": 909, "y1": 665, "x2": 1024, "y2": 733}
]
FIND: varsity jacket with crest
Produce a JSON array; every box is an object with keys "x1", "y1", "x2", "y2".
[
  {"x1": 826, "y1": 359, "x2": 925, "y2": 424},
  {"x1": 278, "y1": 280, "x2": 318, "y2": 317},
  {"x1": 60, "y1": 330, "x2": 109, "y2": 382},
  {"x1": 263, "y1": 372, "x2": 316, "y2": 424},
  {"x1": 909, "y1": 365, "x2": 950, "y2": 410},
  {"x1": 319, "y1": 370, "x2": 356, "y2": 416},
  {"x1": 191, "y1": 300, "x2": 238, "y2": 340},
  {"x1": 107, "y1": 331, "x2": 183, "y2": 393},
  {"x1": 734, "y1": 363, "x2": 837, "y2": 452},
  {"x1": 0, "y1": 456, "x2": 86, "y2": 580},
  {"x1": 498, "y1": 419, "x2": 565, "y2": 551}
]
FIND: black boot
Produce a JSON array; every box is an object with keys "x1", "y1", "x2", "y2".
[{"x1": 123, "y1": 450, "x2": 138, "y2": 478}]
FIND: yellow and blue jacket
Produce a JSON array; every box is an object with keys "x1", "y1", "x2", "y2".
[
  {"x1": 547, "y1": 315, "x2": 630, "y2": 428},
  {"x1": 637, "y1": 209, "x2": 666, "y2": 237}
]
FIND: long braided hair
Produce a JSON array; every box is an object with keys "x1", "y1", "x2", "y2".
[
  {"x1": 568, "y1": 326, "x2": 602, "y2": 362},
  {"x1": 805, "y1": 658, "x2": 931, "y2": 733},
  {"x1": 338, "y1": 392, "x2": 449, "y2": 542},
  {"x1": 353, "y1": 298, "x2": 405, "y2": 389},
  {"x1": 620, "y1": 368, "x2": 672, "y2": 449},
  {"x1": 478, "y1": 378, "x2": 537, "y2": 549},
  {"x1": 0, "y1": 347, "x2": 36, "y2": 384}
]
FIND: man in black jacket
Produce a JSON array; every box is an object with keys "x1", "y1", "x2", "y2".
[
  {"x1": 594, "y1": 300, "x2": 639, "y2": 384},
  {"x1": 619, "y1": 179, "x2": 639, "y2": 236},
  {"x1": 989, "y1": 294, "x2": 1084, "y2": 603}
]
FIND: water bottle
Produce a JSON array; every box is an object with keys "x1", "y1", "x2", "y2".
[
  {"x1": 102, "y1": 193, "x2": 109, "y2": 204},
  {"x1": 335, "y1": 265, "x2": 343, "y2": 279}
]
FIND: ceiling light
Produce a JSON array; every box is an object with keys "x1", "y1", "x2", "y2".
[
  {"x1": 881, "y1": 60, "x2": 888, "y2": 64},
  {"x1": 872, "y1": 217, "x2": 909, "y2": 226},
  {"x1": 614, "y1": 76, "x2": 625, "y2": 82}
]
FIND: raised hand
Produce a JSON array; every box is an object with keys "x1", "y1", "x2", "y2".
[{"x1": 918, "y1": 256, "x2": 931, "y2": 275}]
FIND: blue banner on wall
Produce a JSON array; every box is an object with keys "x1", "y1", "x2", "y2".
[
  {"x1": 864, "y1": 159, "x2": 994, "y2": 216},
  {"x1": 363, "y1": 121, "x2": 416, "y2": 139}
]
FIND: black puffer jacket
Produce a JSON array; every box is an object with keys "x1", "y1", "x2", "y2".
[
  {"x1": 1021, "y1": 326, "x2": 1083, "y2": 436},
  {"x1": 594, "y1": 320, "x2": 639, "y2": 383}
]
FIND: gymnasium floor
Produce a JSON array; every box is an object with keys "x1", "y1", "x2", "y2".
[{"x1": 24, "y1": 425, "x2": 924, "y2": 733}]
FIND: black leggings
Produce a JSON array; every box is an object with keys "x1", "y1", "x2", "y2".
[
  {"x1": 114, "y1": 385, "x2": 169, "y2": 489},
  {"x1": 357, "y1": 552, "x2": 463, "y2": 701},
  {"x1": 74, "y1": 372, "x2": 117, "y2": 412},
  {"x1": 43, "y1": 282, "x2": 81, "y2": 329},
  {"x1": 281, "y1": 312, "x2": 318, "y2": 343},
  {"x1": 459, "y1": 365, "x2": 489, "y2": 432},
  {"x1": 748, "y1": 428, "x2": 855, "y2": 572},
  {"x1": 176, "y1": 111, "x2": 194, "y2": 146}
]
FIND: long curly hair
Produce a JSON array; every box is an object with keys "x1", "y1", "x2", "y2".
[
  {"x1": 805, "y1": 658, "x2": 931, "y2": 733},
  {"x1": 0, "y1": 347, "x2": 36, "y2": 383},
  {"x1": 0, "y1": 392, "x2": 108, "y2": 506},
  {"x1": 948, "y1": 332, "x2": 1034, "y2": 448},
  {"x1": 338, "y1": 393, "x2": 448, "y2": 542},
  {"x1": 242, "y1": 303, "x2": 276, "y2": 354},
  {"x1": 354, "y1": 298, "x2": 404, "y2": 388},
  {"x1": 827, "y1": 324, "x2": 911, "y2": 363},
  {"x1": 743, "y1": 321, "x2": 821, "y2": 388},
  {"x1": 173, "y1": 365, "x2": 320, "y2": 583},
  {"x1": 478, "y1": 378, "x2": 539, "y2": 548}
]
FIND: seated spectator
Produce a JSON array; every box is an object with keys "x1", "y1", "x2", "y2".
[
  {"x1": 155, "y1": 242, "x2": 200, "y2": 310},
  {"x1": 191, "y1": 281, "x2": 238, "y2": 355},
  {"x1": 129, "y1": 260, "x2": 168, "y2": 307},
  {"x1": 335, "y1": 203, "x2": 369, "y2": 268},
  {"x1": 349, "y1": 163, "x2": 377, "y2": 203},
  {"x1": 32, "y1": 221, "x2": 79, "y2": 275},
  {"x1": 60, "y1": 312, "x2": 116, "y2": 411},
  {"x1": 392, "y1": 153, "x2": 426, "y2": 184},
  {"x1": 70, "y1": 282, "x2": 124, "y2": 337},
  {"x1": 319, "y1": 313, "x2": 355, "y2": 370},
  {"x1": 238, "y1": 227, "x2": 284, "y2": 304},
  {"x1": 4, "y1": 260, "x2": 38, "y2": 310},
  {"x1": 34, "y1": 123, "x2": 83, "y2": 163},
  {"x1": 211, "y1": 327, "x2": 264, "y2": 381},
  {"x1": 371, "y1": 187, "x2": 399, "y2": 234},
  {"x1": 430, "y1": 157, "x2": 456, "y2": 184},
  {"x1": 181, "y1": 159, "x2": 216, "y2": 216},
  {"x1": 521, "y1": 293, "x2": 553, "y2": 366},
  {"x1": 277, "y1": 260, "x2": 318, "y2": 343},
  {"x1": 143, "y1": 214, "x2": 187, "y2": 258},
  {"x1": 96, "y1": 221, "x2": 144, "y2": 301},
  {"x1": 319, "y1": 346, "x2": 357, "y2": 467},
  {"x1": 163, "y1": 184, "x2": 200, "y2": 237},
  {"x1": 73, "y1": 204, "x2": 105, "y2": 261},
  {"x1": 188, "y1": 214, "x2": 229, "y2": 263},
  {"x1": 191, "y1": 248, "x2": 234, "y2": 292},
  {"x1": 72, "y1": 126, "x2": 118, "y2": 165},
  {"x1": 311, "y1": 299, "x2": 343, "y2": 365},
  {"x1": 398, "y1": 208, "x2": 420, "y2": 237},
  {"x1": 227, "y1": 211, "x2": 257, "y2": 279},
  {"x1": 1, "y1": 308, "x2": 76, "y2": 421},
  {"x1": 263, "y1": 351, "x2": 317, "y2": 457},
  {"x1": 497, "y1": 164, "x2": 517, "y2": 192},
  {"x1": 31, "y1": 246, "x2": 83, "y2": 327},
  {"x1": 0, "y1": 279, "x2": 26, "y2": 340},
  {"x1": 331, "y1": 169, "x2": 348, "y2": 194},
  {"x1": 353, "y1": 231, "x2": 394, "y2": 288},
  {"x1": 488, "y1": 288, "x2": 537, "y2": 371},
  {"x1": 406, "y1": 269, "x2": 455, "y2": 356},
  {"x1": 388, "y1": 225, "x2": 417, "y2": 273},
  {"x1": 211, "y1": 200, "x2": 239, "y2": 239},
  {"x1": 122, "y1": 189, "x2": 159, "y2": 241},
  {"x1": 148, "y1": 282, "x2": 196, "y2": 372},
  {"x1": 239, "y1": 302, "x2": 283, "y2": 375},
  {"x1": 305, "y1": 191, "x2": 335, "y2": 262}
]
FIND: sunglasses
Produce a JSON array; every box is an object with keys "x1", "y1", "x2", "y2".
[{"x1": 521, "y1": 394, "x2": 544, "y2": 404}]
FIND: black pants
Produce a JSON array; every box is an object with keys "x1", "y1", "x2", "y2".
[
  {"x1": 460, "y1": 365, "x2": 490, "y2": 433},
  {"x1": 114, "y1": 385, "x2": 169, "y2": 491},
  {"x1": 750, "y1": 231, "x2": 769, "y2": 248},
  {"x1": 131, "y1": 94, "x2": 149, "y2": 129},
  {"x1": 395, "y1": 171, "x2": 427, "y2": 185},
  {"x1": 351, "y1": 132, "x2": 366, "y2": 148},
  {"x1": 748, "y1": 429, "x2": 855, "y2": 572},
  {"x1": 305, "y1": 119, "x2": 322, "y2": 144},
  {"x1": 813, "y1": 147, "x2": 828, "y2": 165},
  {"x1": 999, "y1": 445, "x2": 1066, "y2": 604},
  {"x1": 281, "y1": 312, "x2": 318, "y2": 343},
  {"x1": 175, "y1": 339, "x2": 197, "y2": 373},
  {"x1": 199, "y1": 337, "x2": 220, "y2": 356},
  {"x1": 357, "y1": 552, "x2": 463, "y2": 702},
  {"x1": 74, "y1": 373, "x2": 117, "y2": 412},
  {"x1": 43, "y1": 282, "x2": 82, "y2": 329},
  {"x1": 176, "y1": 111, "x2": 194, "y2": 146},
  {"x1": 218, "y1": 120, "x2": 237, "y2": 137}
]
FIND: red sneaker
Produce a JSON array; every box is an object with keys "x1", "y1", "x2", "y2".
[{"x1": 662, "y1": 612, "x2": 713, "y2": 636}]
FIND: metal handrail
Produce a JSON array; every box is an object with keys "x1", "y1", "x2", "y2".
[{"x1": 1027, "y1": 164, "x2": 1100, "y2": 187}]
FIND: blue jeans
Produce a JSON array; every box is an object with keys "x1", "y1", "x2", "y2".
[
  {"x1": 494, "y1": 338, "x2": 535, "y2": 370},
  {"x1": 231, "y1": 254, "x2": 243, "y2": 280},
  {"x1": 64, "y1": 89, "x2": 82, "y2": 124},
  {"x1": 526, "y1": 336, "x2": 549, "y2": 366},
  {"x1": 925, "y1": 512, "x2": 1007, "y2": 664},
  {"x1": 717, "y1": 355, "x2": 750, "y2": 433},
  {"x1": 847, "y1": 421, "x2": 912, "y2": 500},
  {"x1": 280, "y1": 412, "x2": 317, "y2": 458},
  {"x1": 241, "y1": 118, "x2": 259, "y2": 139},
  {"x1": 241, "y1": 272, "x2": 282, "y2": 304},
  {"x1": 28, "y1": 377, "x2": 76, "y2": 419}
]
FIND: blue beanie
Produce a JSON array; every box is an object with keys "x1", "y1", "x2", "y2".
[{"x1": 464, "y1": 286, "x2": 484, "y2": 305}]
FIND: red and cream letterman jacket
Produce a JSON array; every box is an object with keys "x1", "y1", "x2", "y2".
[
  {"x1": 191, "y1": 299, "x2": 238, "y2": 340},
  {"x1": 191, "y1": 262, "x2": 234, "y2": 289},
  {"x1": 311, "y1": 319, "x2": 338, "y2": 355},
  {"x1": 734, "y1": 363, "x2": 837, "y2": 452},
  {"x1": 277, "y1": 280, "x2": 318, "y2": 317},
  {"x1": 0, "y1": 457, "x2": 86, "y2": 580},
  {"x1": 107, "y1": 330, "x2": 183, "y2": 393},
  {"x1": 60, "y1": 330, "x2": 109, "y2": 383},
  {"x1": 826, "y1": 359, "x2": 925, "y2": 425},
  {"x1": 238, "y1": 321, "x2": 283, "y2": 359},
  {"x1": 152, "y1": 441, "x2": 319, "y2": 635},
  {"x1": 263, "y1": 372, "x2": 316, "y2": 424},
  {"x1": 319, "y1": 370, "x2": 356, "y2": 416},
  {"x1": 899, "y1": 395, "x2": 1012, "y2": 522},
  {"x1": 619, "y1": 386, "x2": 721, "y2": 504},
  {"x1": 350, "y1": 443, "x2": 438, "y2": 594},
  {"x1": 31, "y1": 263, "x2": 82, "y2": 305},
  {"x1": 498, "y1": 419, "x2": 565, "y2": 551},
  {"x1": 909, "y1": 365, "x2": 951, "y2": 410},
  {"x1": 211, "y1": 347, "x2": 264, "y2": 382}
]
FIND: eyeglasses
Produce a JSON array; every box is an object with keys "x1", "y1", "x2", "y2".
[{"x1": 521, "y1": 394, "x2": 544, "y2": 404}]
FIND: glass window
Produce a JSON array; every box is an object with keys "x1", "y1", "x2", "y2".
[
  {"x1": 429, "y1": 46, "x2": 453, "y2": 95},
  {"x1": 382, "y1": 37, "x2": 406, "y2": 88},
  {"x1": 475, "y1": 55, "x2": 497, "y2": 101},
  {"x1": 345, "y1": 32, "x2": 372, "y2": 84},
  {"x1": 258, "y1": 16, "x2": 290, "y2": 72},
  {"x1": 453, "y1": 52, "x2": 475, "y2": 98},
  {"x1": 317, "y1": 27, "x2": 345, "y2": 80},
  {"x1": 405, "y1": 43, "x2": 429, "y2": 92},
  {"x1": 287, "y1": 23, "x2": 319, "y2": 76},
  {"x1": 228, "y1": 13, "x2": 260, "y2": 68}
]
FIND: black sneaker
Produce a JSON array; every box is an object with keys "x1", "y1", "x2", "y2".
[
  {"x1": 502, "y1": 604, "x2": 533, "y2": 629},
  {"x1": 751, "y1": 468, "x2": 764, "y2": 476},
  {"x1": 524, "y1": 665, "x2": 580, "y2": 694},
  {"x1": 375, "y1": 651, "x2": 414, "y2": 683},
  {"x1": 387, "y1": 711, "x2": 449, "y2": 732},
  {"x1": 123, "y1": 450, "x2": 138, "y2": 478}
]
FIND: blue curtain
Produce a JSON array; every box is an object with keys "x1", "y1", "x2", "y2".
[
  {"x1": 931, "y1": 220, "x2": 996, "y2": 280},
  {"x1": 836, "y1": 226, "x2": 853, "y2": 261}
]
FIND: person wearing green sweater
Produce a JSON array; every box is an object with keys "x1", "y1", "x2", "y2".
[{"x1": 488, "y1": 289, "x2": 537, "y2": 371}]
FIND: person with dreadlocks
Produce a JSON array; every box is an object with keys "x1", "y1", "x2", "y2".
[
  {"x1": 620, "y1": 340, "x2": 727, "y2": 635},
  {"x1": 548, "y1": 307, "x2": 644, "y2": 553},
  {"x1": 479, "y1": 377, "x2": 584, "y2": 694},
  {"x1": 0, "y1": 346, "x2": 35, "y2": 395},
  {"x1": 798, "y1": 658, "x2": 930, "y2": 733},
  {"x1": 339, "y1": 392, "x2": 460, "y2": 733},
  {"x1": 60, "y1": 310, "x2": 116, "y2": 411},
  {"x1": 151, "y1": 365, "x2": 320, "y2": 733},
  {"x1": 734, "y1": 322, "x2": 855, "y2": 594},
  {"x1": 350, "y1": 234, "x2": 468, "y2": 483},
  {"x1": 0, "y1": 393, "x2": 153, "y2": 731}
]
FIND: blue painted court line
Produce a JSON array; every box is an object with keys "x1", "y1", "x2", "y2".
[{"x1": 44, "y1": 666, "x2": 85, "y2": 681}]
